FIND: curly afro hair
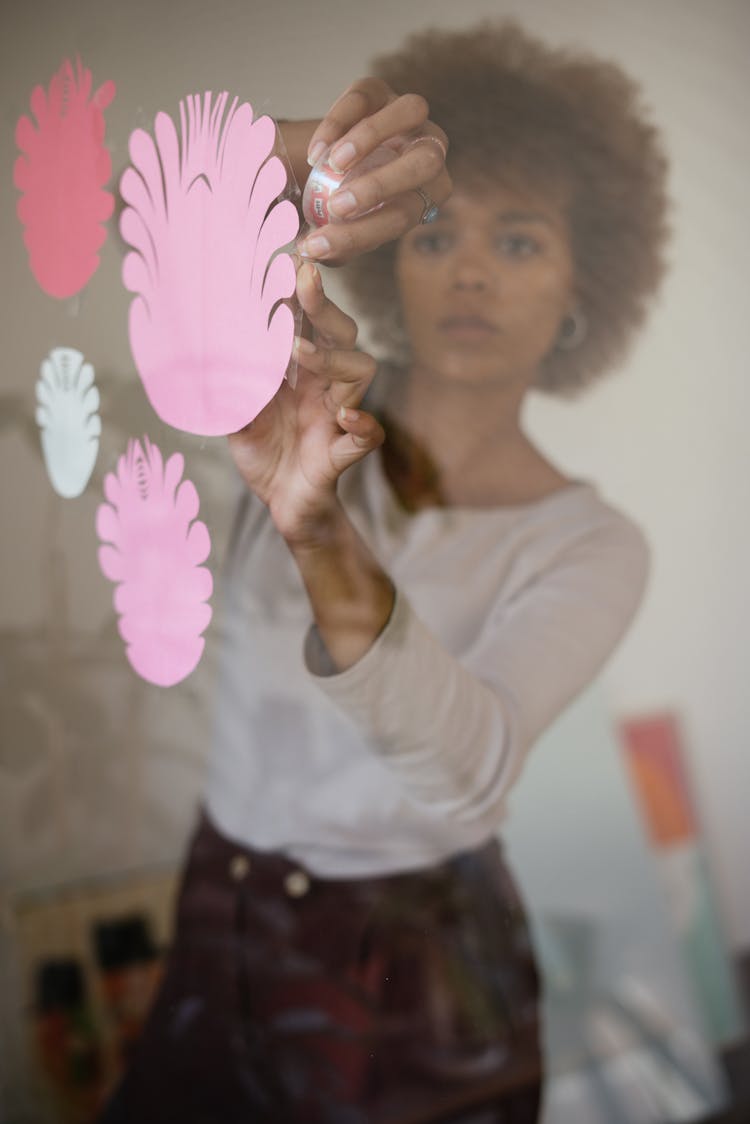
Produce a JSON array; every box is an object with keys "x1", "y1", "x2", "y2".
[{"x1": 343, "y1": 21, "x2": 671, "y2": 395}]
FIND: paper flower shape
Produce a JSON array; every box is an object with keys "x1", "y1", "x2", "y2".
[
  {"x1": 120, "y1": 92, "x2": 299, "y2": 436},
  {"x1": 96, "y1": 438, "x2": 213, "y2": 687},
  {"x1": 14, "y1": 57, "x2": 115, "y2": 299},
  {"x1": 35, "y1": 347, "x2": 100, "y2": 498}
]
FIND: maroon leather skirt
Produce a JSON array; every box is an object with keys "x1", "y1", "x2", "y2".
[{"x1": 99, "y1": 811, "x2": 542, "y2": 1123}]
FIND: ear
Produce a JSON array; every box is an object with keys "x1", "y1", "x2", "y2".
[{"x1": 556, "y1": 306, "x2": 587, "y2": 351}]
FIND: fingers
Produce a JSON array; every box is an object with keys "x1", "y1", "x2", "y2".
[
  {"x1": 294, "y1": 336, "x2": 377, "y2": 411},
  {"x1": 300, "y1": 160, "x2": 452, "y2": 263},
  {"x1": 293, "y1": 262, "x2": 377, "y2": 411},
  {"x1": 325, "y1": 93, "x2": 431, "y2": 174},
  {"x1": 327, "y1": 134, "x2": 449, "y2": 221},
  {"x1": 299, "y1": 77, "x2": 451, "y2": 264},
  {"x1": 306, "y1": 78, "x2": 397, "y2": 167},
  {"x1": 296, "y1": 262, "x2": 358, "y2": 348},
  {"x1": 331, "y1": 406, "x2": 385, "y2": 472},
  {"x1": 302, "y1": 189, "x2": 446, "y2": 265}
]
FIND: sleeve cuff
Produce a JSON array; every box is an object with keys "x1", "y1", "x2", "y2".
[{"x1": 303, "y1": 587, "x2": 406, "y2": 682}]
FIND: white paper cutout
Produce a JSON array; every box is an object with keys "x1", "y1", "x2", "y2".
[
  {"x1": 96, "y1": 437, "x2": 213, "y2": 687},
  {"x1": 36, "y1": 347, "x2": 101, "y2": 498},
  {"x1": 119, "y1": 92, "x2": 299, "y2": 437}
]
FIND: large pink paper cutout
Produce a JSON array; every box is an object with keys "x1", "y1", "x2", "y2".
[
  {"x1": 96, "y1": 437, "x2": 213, "y2": 687},
  {"x1": 36, "y1": 347, "x2": 100, "y2": 498},
  {"x1": 119, "y1": 92, "x2": 299, "y2": 437},
  {"x1": 14, "y1": 58, "x2": 115, "y2": 299}
]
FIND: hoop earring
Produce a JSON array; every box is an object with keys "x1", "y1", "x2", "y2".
[{"x1": 557, "y1": 308, "x2": 587, "y2": 351}]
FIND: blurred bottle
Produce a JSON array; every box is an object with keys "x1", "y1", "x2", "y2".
[
  {"x1": 34, "y1": 957, "x2": 102, "y2": 1123},
  {"x1": 92, "y1": 914, "x2": 163, "y2": 1073}
]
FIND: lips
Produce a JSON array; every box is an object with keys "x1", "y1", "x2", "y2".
[{"x1": 438, "y1": 315, "x2": 499, "y2": 335}]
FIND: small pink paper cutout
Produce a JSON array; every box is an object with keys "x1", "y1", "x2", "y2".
[
  {"x1": 120, "y1": 92, "x2": 299, "y2": 437},
  {"x1": 14, "y1": 58, "x2": 115, "y2": 299},
  {"x1": 96, "y1": 437, "x2": 213, "y2": 687}
]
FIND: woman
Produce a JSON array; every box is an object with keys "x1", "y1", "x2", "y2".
[{"x1": 102, "y1": 21, "x2": 669, "y2": 1124}]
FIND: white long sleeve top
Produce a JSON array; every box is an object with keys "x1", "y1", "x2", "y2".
[{"x1": 205, "y1": 452, "x2": 649, "y2": 878}]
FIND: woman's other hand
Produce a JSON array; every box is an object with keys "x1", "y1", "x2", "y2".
[
  {"x1": 228, "y1": 263, "x2": 383, "y2": 547},
  {"x1": 281, "y1": 78, "x2": 451, "y2": 264}
]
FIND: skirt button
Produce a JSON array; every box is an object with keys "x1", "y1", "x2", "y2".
[
  {"x1": 229, "y1": 854, "x2": 251, "y2": 882},
  {"x1": 284, "y1": 870, "x2": 311, "y2": 898}
]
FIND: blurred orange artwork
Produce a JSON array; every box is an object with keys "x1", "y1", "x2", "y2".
[{"x1": 619, "y1": 713, "x2": 698, "y2": 848}]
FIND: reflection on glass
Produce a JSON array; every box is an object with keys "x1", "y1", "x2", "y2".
[
  {"x1": 4, "y1": 11, "x2": 744, "y2": 1124},
  {"x1": 92, "y1": 20, "x2": 683, "y2": 1124}
]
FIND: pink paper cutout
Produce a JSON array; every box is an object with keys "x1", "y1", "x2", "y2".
[
  {"x1": 120, "y1": 92, "x2": 299, "y2": 437},
  {"x1": 96, "y1": 437, "x2": 213, "y2": 687},
  {"x1": 14, "y1": 58, "x2": 115, "y2": 299}
]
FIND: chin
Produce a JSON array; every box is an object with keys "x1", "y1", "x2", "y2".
[{"x1": 431, "y1": 356, "x2": 512, "y2": 387}]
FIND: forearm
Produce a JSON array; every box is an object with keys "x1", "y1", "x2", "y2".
[
  {"x1": 309, "y1": 590, "x2": 517, "y2": 827},
  {"x1": 286, "y1": 501, "x2": 394, "y2": 673}
]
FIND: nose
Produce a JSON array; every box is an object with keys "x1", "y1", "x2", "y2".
[
  {"x1": 453, "y1": 270, "x2": 486, "y2": 291},
  {"x1": 450, "y1": 248, "x2": 493, "y2": 291}
]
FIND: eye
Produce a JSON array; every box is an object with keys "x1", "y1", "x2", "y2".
[
  {"x1": 496, "y1": 233, "x2": 541, "y2": 258},
  {"x1": 409, "y1": 230, "x2": 454, "y2": 255}
]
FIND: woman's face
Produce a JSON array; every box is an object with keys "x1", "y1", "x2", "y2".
[{"x1": 394, "y1": 181, "x2": 576, "y2": 388}]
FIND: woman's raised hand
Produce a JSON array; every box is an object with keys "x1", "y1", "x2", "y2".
[
  {"x1": 283, "y1": 78, "x2": 451, "y2": 264},
  {"x1": 228, "y1": 263, "x2": 383, "y2": 547}
]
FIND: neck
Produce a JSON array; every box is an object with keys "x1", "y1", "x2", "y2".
[
  {"x1": 403, "y1": 361, "x2": 527, "y2": 440},
  {"x1": 381, "y1": 361, "x2": 570, "y2": 509}
]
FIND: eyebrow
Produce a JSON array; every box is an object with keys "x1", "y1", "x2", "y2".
[
  {"x1": 495, "y1": 210, "x2": 555, "y2": 226},
  {"x1": 433, "y1": 207, "x2": 555, "y2": 227}
]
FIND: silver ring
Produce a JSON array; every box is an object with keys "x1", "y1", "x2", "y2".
[
  {"x1": 404, "y1": 134, "x2": 449, "y2": 162},
  {"x1": 414, "y1": 187, "x2": 439, "y2": 225}
]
